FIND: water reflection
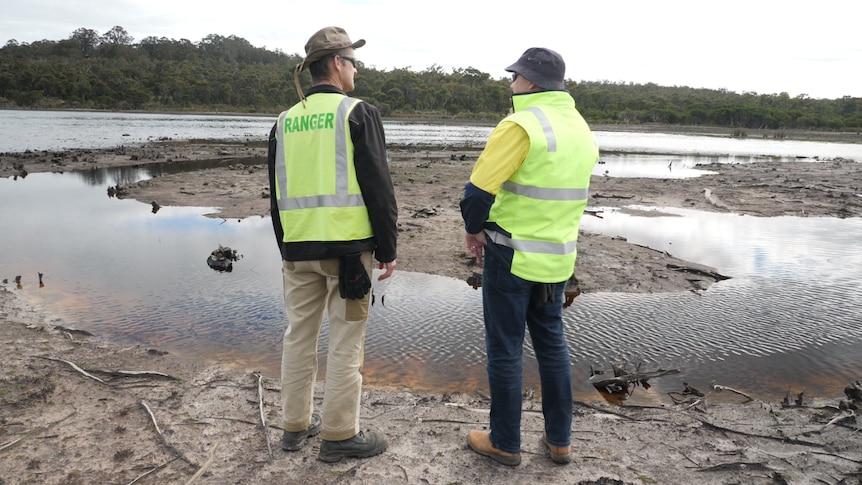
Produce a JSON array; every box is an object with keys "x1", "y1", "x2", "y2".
[
  {"x1": 595, "y1": 130, "x2": 862, "y2": 159},
  {"x1": 581, "y1": 206, "x2": 862, "y2": 281},
  {"x1": 71, "y1": 158, "x2": 262, "y2": 188},
  {"x1": 596, "y1": 153, "x2": 718, "y2": 179},
  {"x1": 3, "y1": 158, "x2": 862, "y2": 403},
  {"x1": 0, "y1": 110, "x2": 273, "y2": 152}
]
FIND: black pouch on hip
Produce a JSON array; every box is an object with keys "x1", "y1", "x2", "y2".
[{"x1": 339, "y1": 252, "x2": 371, "y2": 300}]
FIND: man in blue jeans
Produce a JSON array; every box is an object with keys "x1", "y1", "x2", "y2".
[{"x1": 459, "y1": 47, "x2": 599, "y2": 466}]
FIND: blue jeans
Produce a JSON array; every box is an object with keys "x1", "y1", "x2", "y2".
[{"x1": 482, "y1": 244, "x2": 573, "y2": 454}]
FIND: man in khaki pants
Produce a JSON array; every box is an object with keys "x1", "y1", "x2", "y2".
[{"x1": 267, "y1": 26, "x2": 397, "y2": 463}]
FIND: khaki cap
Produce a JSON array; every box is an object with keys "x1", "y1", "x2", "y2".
[{"x1": 298, "y1": 26, "x2": 365, "y2": 72}]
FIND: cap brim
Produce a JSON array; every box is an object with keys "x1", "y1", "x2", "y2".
[
  {"x1": 504, "y1": 61, "x2": 564, "y2": 90},
  {"x1": 299, "y1": 38, "x2": 366, "y2": 72}
]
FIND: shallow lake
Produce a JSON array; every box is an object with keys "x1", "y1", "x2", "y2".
[{"x1": 2, "y1": 110, "x2": 861, "y2": 403}]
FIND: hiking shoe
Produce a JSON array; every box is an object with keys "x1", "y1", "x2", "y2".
[
  {"x1": 541, "y1": 434, "x2": 572, "y2": 464},
  {"x1": 281, "y1": 412, "x2": 322, "y2": 451},
  {"x1": 318, "y1": 430, "x2": 388, "y2": 463},
  {"x1": 466, "y1": 430, "x2": 521, "y2": 466}
]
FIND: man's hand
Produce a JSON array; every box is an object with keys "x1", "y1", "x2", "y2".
[
  {"x1": 377, "y1": 260, "x2": 396, "y2": 281},
  {"x1": 465, "y1": 231, "x2": 487, "y2": 265}
]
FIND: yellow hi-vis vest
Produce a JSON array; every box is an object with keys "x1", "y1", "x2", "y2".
[
  {"x1": 486, "y1": 91, "x2": 599, "y2": 283},
  {"x1": 273, "y1": 93, "x2": 373, "y2": 243}
]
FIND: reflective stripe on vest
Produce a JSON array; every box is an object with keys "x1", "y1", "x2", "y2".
[
  {"x1": 500, "y1": 180, "x2": 589, "y2": 201},
  {"x1": 484, "y1": 229, "x2": 578, "y2": 255},
  {"x1": 524, "y1": 106, "x2": 556, "y2": 152},
  {"x1": 274, "y1": 97, "x2": 364, "y2": 211}
]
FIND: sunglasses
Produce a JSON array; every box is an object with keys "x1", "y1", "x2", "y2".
[
  {"x1": 511, "y1": 72, "x2": 519, "y2": 82},
  {"x1": 340, "y1": 55, "x2": 360, "y2": 69}
]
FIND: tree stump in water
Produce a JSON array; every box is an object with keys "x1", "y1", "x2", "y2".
[{"x1": 207, "y1": 245, "x2": 240, "y2": 272}]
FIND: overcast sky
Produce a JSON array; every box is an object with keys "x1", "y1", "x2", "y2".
[{"x1": 2, "y1": 0, "x2": 860, "y2": 100}]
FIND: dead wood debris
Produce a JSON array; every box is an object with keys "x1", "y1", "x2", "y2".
[
  {"x1": 126, "y1": 457, "x2": 180, "y2": 485},
  {"x1": 88, "y1": 369, "x2": 180, "y2": 381},
  {"x1": 589, "y1": 361, "x2": 680, "y2": 398},
  {"x1": 185, "y1": 441, "x2": 220, "y2": 485},
  {"x1": 255, "y1": 372, "x2": 274, "y2": 462},
  {"x1": 696, "y1": 461, "x2": 772, "y2": 473},
  {"x1": 668, "y1": 382, "x2": 709, "y2": 411},
  {"x1": 711, "y1": 383, "x2": 755, "y2": 402},
  {"x1": 53, "y1": 325, "x2": 94, "y2": 337},
  {"x1": 666, "y1": 263, "x2": 730, "y2": 282},
  {"x1": 40, "y1": 356, "x2": 179, "y2": 385},
  {"x1": 140, "y1": 400, "x2": 198, "y2": 468},
  {"x1": 40, "y1": 356, "x2": 108, "y2": 385},
  {"x1": 782, "y1": 389, "x2": 806, "y2": 407},
  {"x1": 0, "y1": 411, "x2": 76, "y2": 453},
  {"x1": 841, "y1": 380, "x2": 862, "y2": 411},
  {"x1": 206, "y1": 244, "x2": 241, "y2": 272}
]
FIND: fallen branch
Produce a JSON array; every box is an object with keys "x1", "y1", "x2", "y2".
[
  {"x1": 255, "y1": 373, "x2": 274, "y2": 461},
  {"x1": 185, "y1": 441, "x2": 220, "y2": 485},
  {"x1": 591, "y1": 366, "x2": 681, "y2": 394},
  {"x1": 40, "y1": 356, "x2": 107, "y2": 385},
  {"x1": 691, "y1": 416, "x2": 824, "y2": 447},
  {"x1": 811, "y1": 449, "x2": 862, "y2": 465},
  {"x1": 127, "y1": 457, "x2": 180, "y2": 485},
  {"x1": 669, "y1": 383, "x2": 709, "y2": 411},
  {"x1": 442, "y1": 403, "x2": 491, "y2": 415},
  {"x1": 140, "y1": 400, "x2": 197, "y2": 467},
  {"x1": 711, "y1": 384, "x2": 755, "y2": 403},
  {"x1": 572, "y1": 400, "x2": 637, "y2": 421},
  {"x1": 684, "y1": 398, "x2": 708, "y2": 412},
  {"x1": 141, "y1": 400, "x2": 163, "y2": 435},
  {"x1": 87, "y1": 369, "x2": 179, "y2": 381},
  {"x1": 111, "y1": 383, "x2": 162, "y2": 390},
  {"x1": 819, "y1": 410, "x2": 856, "y2": 432},
  {"x1": 201, "y1": 415, "x2": 259, "y2": 427},
  {"x1": 0, "y1": 411, "x2": 76, "y2": 453},
  {"x1": 593, "y1": 193, "x2": 634, "y2": 200},
  {"x1": 696, "y1": 461, "x2": 772, "y2": 473}
]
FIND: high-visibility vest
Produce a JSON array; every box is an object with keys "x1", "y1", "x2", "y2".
[
  {"x1": 273, "y1": 93, "x2": 373, "y2": 243},
  {"x1": 486, "y1": 91, "x2": 599, "y2": 282}
]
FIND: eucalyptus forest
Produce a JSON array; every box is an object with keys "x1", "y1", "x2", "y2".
[{"x1": 2, "y1": 26, "x2": 861, "y2": 131}]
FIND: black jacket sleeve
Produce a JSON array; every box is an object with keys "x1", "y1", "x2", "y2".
[
  {"x1": 267, "y1": 122, "x2": 284, "y2": 252},
  {"x1": 350, "y1": 101, "x2": 398, "y2": 263}
]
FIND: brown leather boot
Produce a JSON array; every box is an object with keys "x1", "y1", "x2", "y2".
[
  {"x1": 541, "y1": 434, "x2": 572, "y2": 464},
  {"x1": 466, "y1": 430, "x2": 521, "y2": 466}
]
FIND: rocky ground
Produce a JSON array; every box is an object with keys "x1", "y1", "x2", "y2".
[{"x1": 1, "y1": 132, "x2": 861, "y2": 484}]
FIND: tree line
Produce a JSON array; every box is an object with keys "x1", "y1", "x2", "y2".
[{"x1": 2, "y1": 26, "x2": 861, "y2": 131}]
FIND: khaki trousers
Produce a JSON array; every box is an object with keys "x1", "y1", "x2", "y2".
[{"x1": 280, "y1": 252, "x2": 372, "y2": 441}]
